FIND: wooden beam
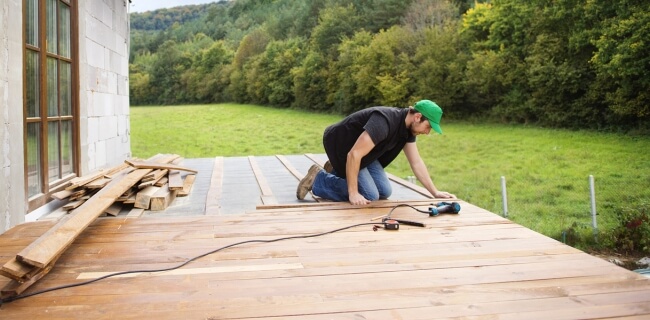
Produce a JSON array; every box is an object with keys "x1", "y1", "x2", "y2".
[
  {"x1": 276, "y1": 155, "x2": 303, "y2": 180},
  {"x1": 0, "y1": 258, "x2": 34, "y2": 282},
  {"x1": 134, "y1": 186, "x2": 161, "y2": 210},
  {"x1": 176, "y1": 174, "x2": 196, "y2": 197},
  {"x1": 62, "y1": 200, "x2": 85, "y2": 210},
  {"x1": 104, "y1": 203, "x2": 123, "y2": 217},
  {"x1": 167, "y1": 170, "x2": 183, "y2": 190},
  {"x1": 84, "y1": 177, "x2": 111, "y2": 189},
  {"x1": 248, "y1": 156, "x2": 278, "y2": 205},
  {"x1": 205, "y1": 157, "x2": 223, "y2": 214},
  {"x1": 150, "y1": 185, "x2": 178, "y2": 211},
  {"x1": 14, "y1": 155, "x2": 179, "y2": 269},
  {"x1": 51, "y1": 189, "x2": 73, "y2": 200},
  {"x1": 1, "y1": 254, "x2": 61, "y2": 298},
  {"x1": 125, "y1": 160, "x2": 197, "y2": 174},
  {"x1": 154, "y1": 176, "x2": 168, "y2": 187},
  {"x1": 126, "y1": 207, "x2": 145, "y2": 218},
  {"x1": 304, "y1": 153, "x2": 326, "y2": 167}
]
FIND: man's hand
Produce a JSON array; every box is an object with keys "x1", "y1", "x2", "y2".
[
  {"x1": 433, "y1": 190, "x2": 456, "y2": 199},
  {"x1": 349, "y1": 192, "x2": 370, "y2": 205}
]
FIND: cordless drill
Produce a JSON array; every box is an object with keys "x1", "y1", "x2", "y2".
[{"x1": 428, "y1": 202, "x2": 461, "y2": 216}]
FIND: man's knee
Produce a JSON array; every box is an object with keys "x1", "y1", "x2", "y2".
[{"x1": 360, "y1": 188, "x2": 380, "y2": 201}]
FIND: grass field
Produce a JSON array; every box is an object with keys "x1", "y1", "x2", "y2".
[{"x1": 131, "y1": 104, "x2": 650, "y2": 252}]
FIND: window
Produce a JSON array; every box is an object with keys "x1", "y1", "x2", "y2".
[{"x1": 24, "y1": 0, "x2": 78, "y2": 211}]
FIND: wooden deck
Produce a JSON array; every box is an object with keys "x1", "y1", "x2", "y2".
[{"x1": 1, "y1": 155, "x2": 650, "y2": 318}]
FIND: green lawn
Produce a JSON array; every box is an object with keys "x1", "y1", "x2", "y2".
[{"x1": 131, "y1": 104, "x2": 650, "y2": 252}]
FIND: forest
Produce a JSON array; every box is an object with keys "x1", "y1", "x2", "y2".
[{"x1": 128, "y1": 0, "x2": 650, "y2": 132}]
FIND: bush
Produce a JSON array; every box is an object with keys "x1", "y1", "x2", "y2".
[{"x1": 605, "y1": 202, "x2": 650, "y2": 254}]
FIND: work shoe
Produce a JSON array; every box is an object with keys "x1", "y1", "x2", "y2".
[
  {"x1": 324, "y1": 160, "x2": 333, "y2": 173},
  {"x1": 297, "y1": 164, "x2": 321, "y2": 200}
]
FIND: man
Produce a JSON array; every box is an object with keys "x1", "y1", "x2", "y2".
[{"x1": 297, "y1": 99, "x2": 456, "y2": 205}]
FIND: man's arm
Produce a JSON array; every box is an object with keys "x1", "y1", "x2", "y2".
[
  {"x1": 347, "y1": 131, "x2": 375, "y2": 205},
  {"x1": 403, "y1": 142, "x2": 456, "y2": 199}
]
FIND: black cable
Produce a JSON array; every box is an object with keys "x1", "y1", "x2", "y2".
[
  {"x1": 0, "y1": 222, "x2": 377, "y2": 305},
  {"x1": 385, "y1": 203, "x2": 430, "y2": 218}
]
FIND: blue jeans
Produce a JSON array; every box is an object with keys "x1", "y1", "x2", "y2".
[{"x1": 312, "y1": 160, "x2": 392, "y2": 202}]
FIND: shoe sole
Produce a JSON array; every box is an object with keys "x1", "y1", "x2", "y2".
[{"x1": 296, "y1": 165, "x2": 321, "y2": 200}]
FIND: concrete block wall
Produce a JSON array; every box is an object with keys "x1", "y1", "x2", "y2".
[
  {"x1": 78, "y1": 0, "x2": 131, "y2": 174},
  {"x1": 0, "y1": 0, "x2": 26, "y2": 232}
]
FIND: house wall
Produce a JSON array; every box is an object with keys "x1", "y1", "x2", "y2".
[
  {"x1": 78, "y1": 0, "x2": 131, "y2": 174},
  {"x1": 1, "y1": 0, "x2": 26, "y2": 232},
  {"x1": 0, "y1": 0, "x2": 131, "y2": 233}
]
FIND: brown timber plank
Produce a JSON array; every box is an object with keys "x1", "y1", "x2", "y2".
[
  {"x1": 176, "y1": 174, "x2": 196, "y2": 197},
  {"x1": 249, "y1": 156, "x2": 277, "y2": 205},
  {"x1": 150, "y1": 185, "x2": 178, "y2": 211},
  {"x1": 205, "y1": 157, "x2": 223, "y2": 214},
  {"x1": 276, "y1": 155, "x2": 303, "y2": 180},
  {"x1": 125, "y1": 159, "x2": 197, "y2": 173},
  {"x1": 51, "y1": 189, "x2": 73, "y2": 200},
  {"x1": 134, "y1": 186, "x2": 160, "y2": 210},
  {"x1": 167, "y1": 171, "x2": 183, "y2": 190},
  {"x1": 104, "y1": 203, "x2": 122, "y2": 217}
]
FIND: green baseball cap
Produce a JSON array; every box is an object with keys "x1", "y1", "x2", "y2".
[{"x1": 414, "y1": 99, "x2": 443, "y2": 134}]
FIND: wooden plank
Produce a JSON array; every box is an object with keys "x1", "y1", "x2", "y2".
[
  {"x1": 134, "y1": 186, "x2": 161, "y2": 210},
  {"x1": 103, "y1": 163, "x2": 130, "y2": 179},
  {"x1": 0, "y1": 258, "x2": 33, "y2": 282},
  {"x1": 51, "y1": 189, "x2": 73, "y2": 200},
  {"x1": 125, "y1": 159, "x2": 197, "y2": 174},
  {"x1": 304, "y1": 153, "x2": 326, "y2": 167},
  {"x1": 14, "y1": 155, "x2": 180, "y2": 268},
  {"x1": 248, "y1": 156, "x2": 277, "y2": 205},
  {"x1": 167, "y1": 170, "x2": 183, "y2": 190},
  {"x1": 65, "y1": 170, "x2": 105, "y2": 190},
  {"x1": 126, "y1": 207, "x2": 145, "y2": 218},
  {"x1": 142, "y1": 169, "x2": 164, "y2": 182},
  {"x1": 124, "y1": 194, "x2": 136, "y2": 204},
  {"x1": 176, "y1": 174, "x2": 196, "y2": 197},
  {"x1": 62, "y1": 200, "x2": 85, "y2": 210},
  {"x1": 150, "y1": 185, "x2": 178, "y2": 211},
  {"x1": 1, "y1": 254, "x2": 61, "y2": 298},
  {"x1": 154, "y1": 176, "x2": 168, "y2": 187},
  {"x1": 104, "y1": 203, "x2": 122, "y2": 217},
  {"x1": 138, "y1": 169, "x2": 168, "y2": 188},
  {"x1": 84, "y1": 177, "x2": 111, "y2": 189},
  {"x1": 205, "y1": 157, "x2": 223, "y2": 214},
  {"x1": 276, "y1": 155, "x2": 304, "y2": 180}
]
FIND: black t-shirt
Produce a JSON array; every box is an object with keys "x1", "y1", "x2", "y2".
[{"x1": 323, "y1": 107, "x2": 416, "y2": 178}]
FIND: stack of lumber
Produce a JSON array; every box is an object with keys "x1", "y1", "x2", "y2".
[
  {"x1": 0, "y1": 154, "x2": 197, "y2": 298},
  {"x1": 49, "y1": 155, "x2": 198, "y2": 218}
]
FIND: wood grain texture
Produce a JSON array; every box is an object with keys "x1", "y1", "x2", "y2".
[{"x1": 1, "y1": 199, "x2": 649, "y2": 318}]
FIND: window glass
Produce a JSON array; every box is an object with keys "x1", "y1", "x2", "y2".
[
  {"x1": 59, "y1": 3, "x2": 70, "y2": 58},
  {"x1": 48, "y1": 121, "x2": 60, "y2": 181},
  {"x1": 47, "y1": 57, "x2": 58, "y2": 116},
  {"x1": 27, "y1": 123, "x2": 42, "y2": 197},
  {"x1": 26, "y1": 0, "x2": 39, "y2": 46},
  {"x1": 46, "y1": 0, "x2": 57, "y2": 54},
  {"x1": 61, "y1": 120, "x2": 73, "y2": 176},
  {"x1": 27, "y1": 50, "x2": 40, "y2": 117},
  {"x1": 60, "y1": 61, "x2": 71, "y2": 115}
]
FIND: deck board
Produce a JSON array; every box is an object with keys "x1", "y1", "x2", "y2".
[{"x1": 2, "y1": 197, "x2": 650, "y2": 318}]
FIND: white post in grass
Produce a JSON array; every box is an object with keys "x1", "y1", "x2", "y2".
[
  {"x1": 589, "y1": 175, "x2": 598, "y2": 237},
  {"x1": 501, "y1": 176, "x2": 508, "y2": 218}
]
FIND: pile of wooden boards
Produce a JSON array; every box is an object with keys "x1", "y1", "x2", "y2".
[
  {"x1": 50, "y1": 155, "x2": 197, "y2": 218},
  {"x1": 0, "y1": 154, "x2": 197, "y2": 298}
]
